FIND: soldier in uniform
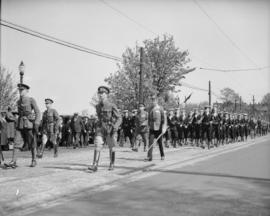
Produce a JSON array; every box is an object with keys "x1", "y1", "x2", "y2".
[
  {"x1": 243, "y1": 113, "x2": 249, "y2": 141},
  {"x1": 71, "y1": 113, "x2": 84, "y2": 148},
  {"x1": 169, "y1": 109, "x2": 179, "y2": 148},
  {"x1": 193, "y1": 108, "x2": 201, "y2": 147},
  {"x1": 211, "y1": 106, "x2": 220, "y2": 147},
  {"x1": 182, "y1": 109, "x2": 189, "y2": 145},
  {"x1": 37, "y1": 98, "x2": 60, "y2": 158},
  {"x1": 145, "y1": 94, "x2": 166, "y2": 161},
  {"x1": 6, "y1": 83, "x2": 41, "y2": 168},
  {"x1": 133, "y1": 103, "x2": 149, "y2": 152},
  {"x1": 201, "y1": 106, "x2": 212, "y2": 149},
  {"x1": 88, "y1": 86, "x2": 122, "y2": 172},
  {"x1": 122, "y1": 110, "x2": 133, "y2": 147}
]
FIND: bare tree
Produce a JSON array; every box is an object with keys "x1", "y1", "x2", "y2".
[{"x1": 0, "y1": 66, "x2": 18, "y2": 110}]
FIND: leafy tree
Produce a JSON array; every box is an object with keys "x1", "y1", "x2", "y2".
[
  {"x1": 220, "y1": 87, "x2": 241, "y2": 111},
  {"x1": 0, "y1": 66, "x2": 18, "y2": 111},
  {"x1": 261, "y1": 93, "x2": 270, "y2": 120},
  {"x1": 105, "y1": 34, "x2": 195, "y2": 110},
  {"x1": 261, "y1": 93, "x2": 270, "y2": 107}
]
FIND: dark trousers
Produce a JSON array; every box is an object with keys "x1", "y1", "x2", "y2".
[
  {"x1": 148, "y1": 130, "x2": 164, "y2": 159},
  {"x1": 202, "y1": 125, "x2": 211, "y2": 142},
  {"x1": 73, "y1": 132, "x2": 81, "y2": 147},
  {"x1": 123, "y1": 128, "x2": 134, "y2": 147}
]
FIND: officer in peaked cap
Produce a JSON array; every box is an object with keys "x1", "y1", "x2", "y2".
[
  {"x1": 88, "y1": 86, "x2": 122, "y2": 172},
  {"x1": 98, "y1": 86, "x2": 110, "y2": 94},
  {"x1": 5, "y1": 83, "x2": 41, "y2": 168},
  {"x1": 37, "y1": 98, "x2": 60, "y2": 158},
  {"x1": 17, "y1": 83, "x2": 30, "y2": 90}
]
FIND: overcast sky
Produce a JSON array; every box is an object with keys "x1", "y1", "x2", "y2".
[{"x1": 1, "y1": 0, "x2": 270, "y2": 114}]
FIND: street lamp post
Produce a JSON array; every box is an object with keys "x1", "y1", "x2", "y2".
[{"x1": 19, "y1": 61, "x2": 25, "y2": 84}]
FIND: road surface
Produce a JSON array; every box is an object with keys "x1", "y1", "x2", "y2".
[{"x1": 26, "y1": 137, "x2": 270, "y2": 216}]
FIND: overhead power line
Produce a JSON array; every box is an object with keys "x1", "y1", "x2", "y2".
[
  {"x1": 199, "y1": 66, "x2": 270, "y2": 72},
  {"x1": 180, "y1": 81, "x2": 222, "y2": 99},
  {"x1": 98, "y1": 0, "x2": 158, "y2": 36},
  {"x1": 0, "y1": 19, "x2": 121, "y2": 61},
  {"x1": 193, "y1": 0, "x2": 258, "y2": 67}
]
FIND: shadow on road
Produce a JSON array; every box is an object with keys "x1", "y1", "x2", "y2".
[{"x1": 145, "y1": 169, "x2": 270, "y2": 182}]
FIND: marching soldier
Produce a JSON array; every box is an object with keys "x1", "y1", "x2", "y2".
[
  {"x1": 71, "y1": 113, "x2": 84, "y2": 148},
  {"x1": 243, "y1": 113, "x2": 249, "y2": 141},
  {"x1": 6, "y1": 83, "x2": 41, "y2": 168},
  {"x1": 193, "y1": 108, "x2": 201, "y2": 147},
  {"x1": 211, "y1": 106, "x2": 220, "y2": 147},
  {"x1": 219, "y1": 111, "x2": 226, "y2": 145},
  {"x1": 169, "y1": 109, "x2": 179, "y2": 148},
  {"x1": 188, "y1": 110, "x2": 194, "y2": 146},
  {"x1": 145, "y1": 94, "x2": 166, "y2": 161},
  {"x1": 88, "y1": 86, "x2": 122, "y2": 172},
  {"x1": 122, "y1": 110, "x2": 133, "y2": 147},
  {"x1": 201, "y1": 106, "x2": 212, "y2": 149},
  {"x1": 37, "y1": 98, "x2": 61, "y2": 158},
  {"x1": 133, "y1": 103, "x2": 149, "y2": 152},
  {"x1": 182, "y1": 109, "x2": 189, "y2": 145}
]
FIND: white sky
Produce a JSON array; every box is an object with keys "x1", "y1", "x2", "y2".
[{"x1": 1, "y1": 0, "x2": 270, "y2": 115}]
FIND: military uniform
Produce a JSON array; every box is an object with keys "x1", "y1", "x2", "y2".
[
  {"x1": 201, "y1": 107, "x2": 212, "y2": 149},
  {"x1": 211, "y1": 112, "x2": 220, "y2": 146},
  {"x1": 122, "y1": 111, "x2": 133, "y2": 147},
  {"x1": 12, "y1": 83, "x2": 41, "y2": 167},
  {"x1": 38, "y1": 99, "x2": 60, "y2": 158},
  {"x1": 88, "y1": 86, "x2": 122, "y2": 172},
  {"x1": 133, "y1": 107, "x2": 149, "y2": 151}
]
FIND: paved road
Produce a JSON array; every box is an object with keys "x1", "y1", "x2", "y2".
[{"x1": 27, "y1": 137, "x2": 270, "y2": 216}]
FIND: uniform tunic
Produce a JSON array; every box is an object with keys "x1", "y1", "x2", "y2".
[
  {"x1": 41, "y1": 108, "x2": 60, "y2": 143},
  {"x1": 14, "y1": 96, "x2": 41, "y2": 149},
  {"x1": 95, "y1": 100, "x2": 122, "y2": 150}
]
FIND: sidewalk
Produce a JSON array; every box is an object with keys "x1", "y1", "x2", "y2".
[{"x1": 0, "y1": 136, "x2": 268, "y2": 216}]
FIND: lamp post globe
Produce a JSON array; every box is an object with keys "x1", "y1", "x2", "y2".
[{"x1": 19, "y1": 61, "x2": 25, "y2": 84}]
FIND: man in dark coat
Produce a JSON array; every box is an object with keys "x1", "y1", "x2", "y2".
[
  {"x1": 71, "y1": 113, "x2": 84, "y2": 149},
  {"x1": 145, "y1": 94, "x2": 166, "y2": 161}
]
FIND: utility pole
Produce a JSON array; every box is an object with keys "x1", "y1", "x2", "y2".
[
  {"x1": 208, "y1": 80, "x2": 211, "y2": 107},
  {"x1": 240, "y1": 96, "x2": 242, "y2": 111},
  {"x1": 234, "y1": 98, "x2": 237, "y2": 112},
  {"x1": 139, "y1": 47, "x2": 143, "y2": 105},
  {"x1": 0, "y1": 0, "x2": 2, "y2": 68},
  {"x1": 252, "y1": 95, "x2": 255, "y2": 116}
]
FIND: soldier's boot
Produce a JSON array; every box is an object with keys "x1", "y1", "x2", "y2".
[
  {"x1": 109, "y1": 151, "x2": 115, "y2": 171},
  {"x1": 54, "y1": 144, "x2": 58, "y2": 158},
  {"x1": 30, "y1": 148, "x2": 37, "y2": 167},
  {"x1": 5, "y1": 161, "x2": 17, "y2": 169},
  {"x1": 88, "y1": 150, "x2": 100, "y2": 172},
  {"x1": 37, "y1": 144, "x2": 45, "y2": 159}
]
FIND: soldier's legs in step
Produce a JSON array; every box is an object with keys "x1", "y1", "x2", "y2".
[
  {"x1": 108, "y1": 132, "x2": 117, "y2": 170},
  {"x1": 25, "y1": 129, "x2": 37, "y2": 167},
  {"x1": 88, "y1": 134, "x2": 103, "y2": 172},
  {"x1": 38, "y1": 134, "x2": 48, "y2": 158},
  {"x1": 50, "y1": 134, "x2": 58, "y2": 157},
  {"x1": 141, "y1": 132, "x2": 148, "y2": 152}
]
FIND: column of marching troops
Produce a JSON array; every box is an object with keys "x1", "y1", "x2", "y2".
[{"x1": 0, "y1": 82, "x2": 269, "y2": 172}]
